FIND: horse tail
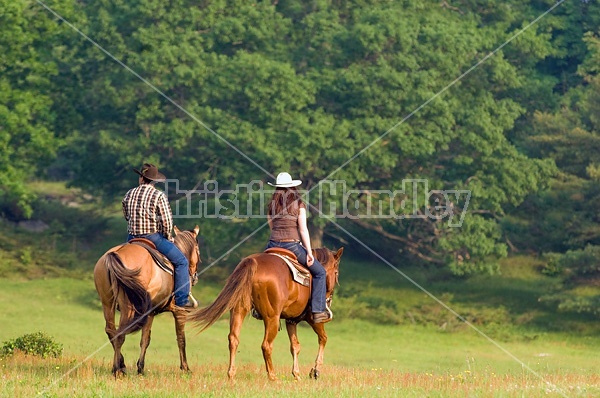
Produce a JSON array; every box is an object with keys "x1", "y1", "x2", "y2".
[
  {"x1": 189, "y1": 256, "x2": 257, "y2": 332},
  {"x1": 104, "y1": 252, "x2": 152, "y2": 333}
]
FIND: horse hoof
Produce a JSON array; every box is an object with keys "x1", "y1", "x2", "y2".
[
  {"x1": 309, "y1": 368, "x2": 319, "y2": 379},
  {"x1": 113, "y1": 369, "x2": 127, "y2": 379}
]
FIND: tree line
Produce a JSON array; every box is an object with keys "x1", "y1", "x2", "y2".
[{"x1": 1, "y1": 1, "x2": 599, "y2": 314}]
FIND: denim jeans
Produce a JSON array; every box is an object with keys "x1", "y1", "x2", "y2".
[
  {"x1": 128, "y1": 233, "x2": 190, "y2": 307},
  {"x1": 265, "y1": 240, "x2": 327, "y2": 313}
]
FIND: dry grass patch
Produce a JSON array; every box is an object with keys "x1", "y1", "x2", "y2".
[{"x1": 1, "y1": 353, "x2": 598, "y2": 398}]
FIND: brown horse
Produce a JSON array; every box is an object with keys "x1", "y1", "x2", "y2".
[
  {"x1": 93, "y1": 226, "x2": 201, "y2": 377},
  {"x1": 188, "y1": 246, "x2": 344, "y2": 381}
]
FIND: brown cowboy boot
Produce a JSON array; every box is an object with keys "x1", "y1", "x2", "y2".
[{"x1": 312, "y1": 311, "x2": 332, "y2": 324}]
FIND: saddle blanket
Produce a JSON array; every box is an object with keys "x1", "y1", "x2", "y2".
[{"x1": 267, "y1": 253, "x2": 311, "y2": 287}]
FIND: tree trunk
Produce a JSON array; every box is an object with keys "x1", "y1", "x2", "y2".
[{"x1": 308, "y1": 220, "x2": 324, "y2": 249}]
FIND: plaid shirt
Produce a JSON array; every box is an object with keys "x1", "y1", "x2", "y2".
[{"x1": 122, "y1": 184, "x2": 173, "y2": 239}]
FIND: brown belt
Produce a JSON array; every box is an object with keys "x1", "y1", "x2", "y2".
[{"x1": 271, "y1": 239, "x2": 300, "y2": 243}]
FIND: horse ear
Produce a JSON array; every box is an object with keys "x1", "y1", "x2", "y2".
[
  {"x1": 334, "y1": 247, "x2": 344, "y2": 259},
  {"x1": 174, "y1": 225, "x2": 181, "y2": 235},
  {"x1": 193, "y1": 225, "x2": 200, "y2": 236}
]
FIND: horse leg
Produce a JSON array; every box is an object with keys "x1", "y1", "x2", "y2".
[
  {"x1": 137, "y1": 314, "x2": 154, "y2": 375},
  {"x1": 308, "y1": 323, "x2": 328, "y2": 380},
  {"x1": 111, "y1": 330, "x2": 127, "y2": 377},
  {"x1": 113, "y1": 303, "x2": 139, "y2": 377},
  {"x1": 172, "y1": 308, "x2": 190, "y2": 372},
  {"x1": 227, "y1": 307, "x2": 247, "y2": 380},
  {"x1": 102, "y1": 305, "x2": 126, "y2": 377},
  {"x1": 285, "y1": 322, "x2": 301, "y2": 381},
  {"x1": 261, "y1": 316, "x2": 280, "y2": 381}
]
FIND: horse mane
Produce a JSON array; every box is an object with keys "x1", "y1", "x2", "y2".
[
  {"x1": 174, "y1": 230, "x2": 198, "y2": 259},
  {"x1": 314, "y1": 248, "x2": 331, "y2": 266}
]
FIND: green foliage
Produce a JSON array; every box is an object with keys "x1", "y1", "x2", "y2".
[
  {"x1": 542, "y1": 292, "x2": 600, "y2": 316},
  {"x1": 510, "y1": 25, "x2": 600, "y2": 312},
  {"x1": 505, "y1": 176, "x2": 600, "y2": 253},
  {"x1": 0, "y1": 332, "x2": 62, "y2": 358},
  {"x1": 31, "y1": 197, "x2": 110, "y2": 245},
  {"x1": 1, "y1": 1, "x2": 598, "y2": 280},
  {"x1": 0, "y1": 182, "x2": 120, "y2": 279},
  {"x1": 539, "y1": 245, "x2": 600, "y2": 316},
  {"x1": 21, "y1": 0, "x2": 560, "y2": 273},
  {"x1": 548, "y1": 245, "x2": 600, "y2": 281},
  {"x1": 539, "y1": 252, "x2": 563, "y2": 277},
  {"x1": 0, "y1": 0, "x2": 78, "y2": 219},
  {"x1": 438, "y1": 215, "x2": 507, "y2": 275}
]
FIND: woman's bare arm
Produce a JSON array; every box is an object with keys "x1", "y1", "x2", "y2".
[{"x1": 298, "y1": 207, "x2": 314, "y2": 265}]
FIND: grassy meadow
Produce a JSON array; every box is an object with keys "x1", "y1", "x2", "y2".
[
  {"x1": 1, "y1": 260, "x2": 599, "y2": 397},
  {"x1": 0, "y1": 187, "x2": 599, "y2": 397}
]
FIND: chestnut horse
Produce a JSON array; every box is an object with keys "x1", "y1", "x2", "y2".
[
  {"x1": 93, "y1": 226, "x2": 201, "y2": 376},
  {"x1": 188, "y1": 247, "x2": 343, "y2": 381}
]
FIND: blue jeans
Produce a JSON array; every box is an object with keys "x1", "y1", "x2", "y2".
[
  {"x1": 128, "y1": 233, "x2": 190, "y2": 307},
  {"x1": 266, "y1": 240, "x2": 327, "y2": 313}
]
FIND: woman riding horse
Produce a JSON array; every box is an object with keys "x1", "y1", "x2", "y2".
[
  {"x1": 188, "y1": 173, "x2": 343, "y2": 380},
  {"x1": 266, "y1": 172, "x2": 331, "y2": 323}
]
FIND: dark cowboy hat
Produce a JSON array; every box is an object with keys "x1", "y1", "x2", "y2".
[{"x1": 133, "y1": 163, "x2": 166, "y2": 182}]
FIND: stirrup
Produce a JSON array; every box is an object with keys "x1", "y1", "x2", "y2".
[
  {"x1": 325, "y1": 297, "x2": 333, "y2": 320},
  {"x1": 188, "y1": 292, "x2": 199, "y2": 308}
]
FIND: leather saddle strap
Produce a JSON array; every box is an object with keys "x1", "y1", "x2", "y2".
[{"x1": 129, "y1": 241, "x2": 174, "y2": 276}]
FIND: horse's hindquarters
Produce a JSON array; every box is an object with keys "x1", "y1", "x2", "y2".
[{"x1": 251, "y1": 255, "x2": 310, "y2": 320}]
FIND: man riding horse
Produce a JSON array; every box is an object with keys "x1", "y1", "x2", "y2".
[{"x1": 122, "y1": 163, "x2": 196, "y2": 310}]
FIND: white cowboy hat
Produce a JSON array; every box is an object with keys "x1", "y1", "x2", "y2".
[{"x1": 267, "y1": 172, "x2": 302, "y2": 188}]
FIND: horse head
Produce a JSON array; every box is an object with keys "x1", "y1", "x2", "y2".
[
  {"x1": 316, "y1": 247, "x2": 344, "y2": 299},
  {"x1": 174, "y1": 225, "x2": 201, "y2": 286}
]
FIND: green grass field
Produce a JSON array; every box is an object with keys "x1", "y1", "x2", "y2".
[
  {"x1": 1, "y1": 187, "x2": 599, "y2": 397},
  {"x1": 1, "y1": 261, "x2": 599, "y2": 397}
]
